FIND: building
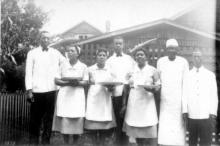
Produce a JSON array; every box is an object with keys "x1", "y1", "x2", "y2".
[
  {"x1": 58, "y1": 21, "x2": 103, "y2": 40},
  {"x1": 75, "y1": 0, "x2": 218, "y2": 69},
  {"x1": 78, "y1": 19, "x2": 217, "y2": 71}
]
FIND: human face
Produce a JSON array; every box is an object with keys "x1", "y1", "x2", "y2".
[
  {"x1": 40, "y1": 36, "x2": 50, "y2": 47},
  {"x1": 193, "y1": 53, "x2": 202, "y2": 68},
  {"x1": 114, "y1": 38, "x2": 124, "y2": 54},
  {"x1": 96, "y1": 51, "x2": 107, "y2": 65},
  {"x1": 66, "y1": 46, "x2": 79, "y2": 60},
  {"x1": 167, "y1": 46, "x2": 177, "y2": 60},
  {"x1": 135, "y1": 50, "x2": 147, "y2": 66}
]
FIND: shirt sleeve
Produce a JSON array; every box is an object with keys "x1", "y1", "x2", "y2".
[
  {"x1": 25, "y1": 51, "x2": 34, "y2": 90},
  {"x1": 156, "y1": 58, "x2": 161, "y2": 72},
  {"x1": 125, "y1": 56, "x2": 135, "y2": 84},
  {"x1": 83, "y1": 65, "x2": 89, "y2": 81},
  {"x1": 182, "y1": 73, "x2": 189, "y2": 114},
  {"x1": 59, "y1": 59, "x2": 69, "y2": 78},
  {"x1": 182, "y1": 60, "x2": 189, "y2": 114},
  {"x1": 153, "y1": 68, "x2": 161, "y2": 86},
  {"x1": 57, "y1": 51, "x2": 67, "y2": 78},
  {"x1": 209, "y1": 73, "x2": 218, "y2": 116}
]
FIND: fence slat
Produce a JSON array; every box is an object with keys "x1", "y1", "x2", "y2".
[{"x1": 0, "y1": 93, "x2": 30, "y2": 144}]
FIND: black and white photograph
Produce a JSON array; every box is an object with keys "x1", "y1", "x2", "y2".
[{"x1": 0, "y1": 0, "x2": 220, "y2": 145}]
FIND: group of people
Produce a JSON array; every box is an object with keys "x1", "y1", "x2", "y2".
[{"x1": 25, "y1": 34, "x2": 218, "y2": 146}]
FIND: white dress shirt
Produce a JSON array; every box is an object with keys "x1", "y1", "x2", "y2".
[
  {"x1": 25, "y1": 46, "x2": 65, "y2": 93},
  {"x1": 106, "y1": 53, "x2": 135, "y2": 97},
  {"x1": 183, "y1": 66, "x2": 218, "y2": 119}
]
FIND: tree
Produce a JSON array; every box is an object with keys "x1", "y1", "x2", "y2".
[{"x1": 1, "y1": 0, "x2": 48, "y2": 92}]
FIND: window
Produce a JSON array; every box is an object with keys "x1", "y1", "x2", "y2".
[{"x1": 79, "y1": 35, "x2": 88, "y2": 40}]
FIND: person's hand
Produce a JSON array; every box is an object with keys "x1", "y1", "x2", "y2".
[
  {"x1": 105, "y1": 85, "x2": 115, "y2": 92},
  {"x1": 143, "y1": 85, "x2": 154, "y2": 92},
  {"x1": 182, "y1": 113, "x2": 188, "y2": 129},
  {"x1": 153, "y1": 85, "x2": 161, "y2": 92},
  {"x1": 120, "y1": 105, "x2": 127, "y2": 118},
  {"x1": 68, "y1": 80, "x2": 79, "y2": 87},
  {"x1": 126, "y1": 72, "x2": 133, "y2": 81},
  {"x1": 27, "y1": 89, "x2": 34, "y2": 103},
  {"x1": 209, "y1": 114, "x2": 217, "y2": 131}
]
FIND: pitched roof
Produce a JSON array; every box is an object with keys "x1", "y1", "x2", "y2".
[
  {"x1": 60, "y1": 21, "x2": 103, "y2": 37},
  {"x1": 76, "y1": 19, "x2": 218, "y2": 45}
]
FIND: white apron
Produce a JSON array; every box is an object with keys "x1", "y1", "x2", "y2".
[
  {"x1": 86, "y1": 64, "x2": 114, "y2": 121},
  {"x1": 157, "y1": 56, "x2": 188, "y2": 145},
  {"x1": 125, "y1": 64, "x2": 158, "y2": 127},
  {"x1": 56, "y1": 61, "x2": 88, "y2": 118}
]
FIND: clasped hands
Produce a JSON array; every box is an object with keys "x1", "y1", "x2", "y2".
[
  {"x1": 143, "y1": 84, "x2": 161, "y2": 93},
  {"x1": 66, "y1": 79, "x2": 79, "y2": 87}
]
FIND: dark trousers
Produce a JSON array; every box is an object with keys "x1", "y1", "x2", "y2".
[
  {"x1": 112, "y1": 96, "x2": 127, "y2": 146},
  {"x1": 188, "y1": 118, "x2": 212, "y2": 146},
  {"x1": 29, "y1": 91, "x2": 56, "y2": 144}
]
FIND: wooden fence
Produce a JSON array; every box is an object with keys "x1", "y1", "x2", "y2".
[
  {"x1": 0, "y1": 92, "x2": 220, "y2": 145},
  {"x1": 0, "y1": 92, "x2": 30, "y2": 144}
]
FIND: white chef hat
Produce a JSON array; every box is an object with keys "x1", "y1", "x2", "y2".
[{"x1": 166, "y1": 39, "x2": 179, "y2": 48}]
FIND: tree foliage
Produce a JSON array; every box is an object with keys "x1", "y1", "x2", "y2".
[{"x1": 1, "y1": 0, "x2": 48, "y2": 92}]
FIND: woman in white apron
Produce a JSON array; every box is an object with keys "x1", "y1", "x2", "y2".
[
  {"x1": 52, "y1": 44, "x2": 88, "y2": 144},
  {"x1": 123, "y1": 48, "x2": 160, "y2": 146},
  {"x1": 85, "y1": 48, "x2": 116, "y2": 146}
]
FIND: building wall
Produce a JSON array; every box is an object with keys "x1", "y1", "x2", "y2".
[
  {"x1": 79, "y1": 25, "x2": 216, "y2": 72},
  {"x1": 61, "y1": 33, "x2": 94, "y2": 40}
]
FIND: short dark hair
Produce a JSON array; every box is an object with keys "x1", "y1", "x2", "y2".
[
  {"x1": 96, "y1": 47, "x2": 109, "y2": 56},
  {"x1": 133, "y1": 48, "x2": 148, "y2": 57}
]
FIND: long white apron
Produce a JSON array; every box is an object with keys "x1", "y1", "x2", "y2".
[
  {"x1": 125, "y1": 88, "x2": 158, "y2": 127},
  {"x1": 158, "y1": 57, "x2": 188, "y2": 145},
  {"x1": 86, "y1": 65, "x2": 114, "y2": 121},
  {"x1": 125, "y1": 64, "x2": 158, "y2": 127},
  {"x1": 56, "y1": 61, "x2": 87, "y2": 118}
]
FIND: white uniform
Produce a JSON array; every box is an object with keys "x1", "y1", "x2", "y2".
[
  {"x1": 182, "y1": 66, "x2": 218, "y2": 119},
  {"x1": 25, "y1": 46, "x2": 65, "y2": 92},
  {"x1": 56, "y1": 60, "x2": 88, "y2": 118},
  {"x1": 106, "y1": 53, "x2": 135, "y2": 97},
  {"x1": 125, "y1": 64, "x2": 159, "y2": 127},
  {"x1": 157, "y1": 56, "x2": 189, "y2": 145},
  {"x1": 86, "y1": 64, "x2": 115, "y2": 121}
]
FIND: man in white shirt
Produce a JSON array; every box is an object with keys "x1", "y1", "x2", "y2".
[
  {"x1": 106, "y1": 36, "x2": 135, "y2": 146},
  {"x1": 157, "y1": 39, "x2": 189, "y2": 146},
  {"x1": 182, "y1": 50, "x2": 218, "y2": 146},
  {"x1": 25, "y1": 33, "x2": 65, "y2": 144}
]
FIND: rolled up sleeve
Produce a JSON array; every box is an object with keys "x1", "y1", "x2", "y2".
[
  {"x1": 209, "y1": 73, "x2": 218, "y2": 116},
  {"x1": 25, "y1": 51, "x2": 34, "y2": 90}
]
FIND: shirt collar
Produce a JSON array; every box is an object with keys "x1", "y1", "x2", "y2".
[
  {"x1": 95, "y1": 63, "x2": 108, "y2": 70},
  {"x1": 134, "y1": 62, "x2": 148, "y2": 72},
  {"x1": 70, "y1": 60, "x2": 80, "y2": 68},
  {"x1": 192, "y1": 66, "x2": 204, "y2": 72},
  {"x1": 39, "y1": 46, "x2": 51, "y2": 52},
  {"x1": 113, "y1": 52, "x2": 124, "y2": 57}
]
